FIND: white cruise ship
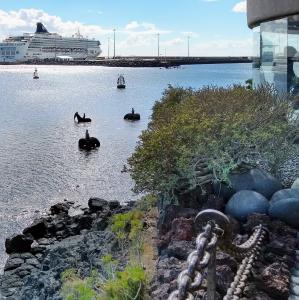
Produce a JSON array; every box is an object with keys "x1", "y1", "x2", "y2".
[{"x1": 0, "y1": 23, "x2": 102, "y2": 62}]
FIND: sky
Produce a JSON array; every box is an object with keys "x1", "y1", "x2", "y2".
[{"x1": 0, "y1": 0, "x2": 252, "y2": 57}]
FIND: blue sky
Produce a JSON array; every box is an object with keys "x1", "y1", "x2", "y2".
[{"x1": 0, "y1": 0, "x2": 251, "y2": 56}]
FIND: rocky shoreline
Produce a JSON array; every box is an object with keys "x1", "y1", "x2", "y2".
[
  {"x1": 0, "y1": 198, "x2": 133, "y2": 300},
  {"x1": 1, "y1": 168, "x2": 299, "y2": 299}
]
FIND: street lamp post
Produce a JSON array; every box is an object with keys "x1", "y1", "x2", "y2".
[
  {"x1": 107, "y1": 37, "x2": 110, "y2": 59},
  {"x1": 157, "y1": 33, "x2": 160, "y2": 58},
  {"x1": 113, "y1": 29, "x2": 116, "y2": 59}
]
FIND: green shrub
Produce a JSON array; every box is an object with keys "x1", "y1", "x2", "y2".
[
  {"x1": 110, "y1": 210, "x2": 144, "y2": 254},
  {"x1": 135, "y1": 194, "x2": 158, "y2": 212},
  {"x1": 61, "y1": 262, "x2": 147, "y2": 300},
  {"x1": 128, "y1": 85, "x2": 298, "y2": 198},
  {"x1": 101, "y1": 263, "x2": 147, "y2": 300},
  {"x1": 61, "y1": 269, "x2": 97, "y2": 300}
]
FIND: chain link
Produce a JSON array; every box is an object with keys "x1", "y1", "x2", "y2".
[
  {"x1": 168, "y1": 213, "x2": 268, "y2": 300},
  {"x1": 168, "y1": 223, "x2": 219, "y2": 300},
  {"x1": 223, "y1": 226, "x2": 267, "y2": 300}
]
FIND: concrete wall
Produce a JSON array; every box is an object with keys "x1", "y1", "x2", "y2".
[{"x1": 247, "y1": 0, "x2": 299, "y2": 28}]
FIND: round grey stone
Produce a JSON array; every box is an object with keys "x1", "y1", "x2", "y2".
[
  {"x1": 229, "y1": 168, "x2": 282, "y2": 199},
  {"x1": 270, "y1": 189, "x2": 299, "y2": 205},
  {"x1": 269, "y1": 197, "x2": 299, "y2": 228},
  {"x1": 225, "y1": 190, "x2": 269, "y2": 222}
]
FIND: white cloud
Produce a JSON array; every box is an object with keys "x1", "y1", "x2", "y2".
[
  {"x1": 181, "y1": 31, "x2": 199, "y2": 38},
  {"x1": 194, "y1": 38, "x2": 252, "y2": 56},
  {"x1": 0, "y1": 8, "x2": 111, "y2": 41},
  {"x1": 123, "y1": 21, "x2": 170, "y2": 35},
  {"x1": 125, "y1": 21, "x2": 139, "y2": 31},
  {"x1": 161, "y1": 38, "x2": 184, "y2": 47},
  {"x1": 233, "y1": 1, "x2": 247, "y2": 13}
]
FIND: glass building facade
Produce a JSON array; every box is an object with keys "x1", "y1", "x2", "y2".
[{"x1": 253, "y1": 15, "x2": 299, "y2": 95}]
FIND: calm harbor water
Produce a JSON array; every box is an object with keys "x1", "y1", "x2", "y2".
[{"x1": 0, "y1": 63, "x2": 251, "y2": 270}]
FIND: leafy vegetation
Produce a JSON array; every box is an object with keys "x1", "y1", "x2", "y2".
[
  {"x1": 128, "y1": 85, "x2": 298, "y2": 199},
  {"x1": 61, "y1": 211, "x2": 147, "y2": 300},
  {"x1": 110, "y1": 210, "x2": 144, "y2": 258},
  {"x1": 61, "y1": 261, "x2": 147, "y2": 300},
  {"x1": 134, "y1": 194, "x2": 158, "y2": 212},
  {"x1": 101, "y1": 263, "x2": 146, "y2": 300}
]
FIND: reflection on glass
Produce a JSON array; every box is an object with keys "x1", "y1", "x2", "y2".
[{"x1": 252, "y1": 14, "x2": 299, "y2": 96}]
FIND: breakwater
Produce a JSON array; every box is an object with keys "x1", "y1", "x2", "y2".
[{"x1": 2, "y1": 56, "x2": 252, "y2": 67}]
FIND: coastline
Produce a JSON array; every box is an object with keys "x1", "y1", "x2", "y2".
[{"x1": 0, "y1": 56, "x2": 252, "y2": 68}]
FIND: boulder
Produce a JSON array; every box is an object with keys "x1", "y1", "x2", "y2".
[
  {"x1": 5, "y1": 234, "x2": 34, "y2": 254},
  {"x1": 4, "y1": 257, "x2": 24, "y2": 271},
  {"x1": 50, "y1": 203, "x2": 70, "y2": 215},
  {"x1": 291, "y1": 178, "x2": 299, "y2": 189},
  {"x1": 23, "y1": 219, "x2": 47, "y2": 239},
  {"x1": 270, "y1": 189, "x2": 299, "y2": 204},
  {"x1": 260, "y1": 262, "x2": 290, "y2": 299},
  {"x1": 170, "y1": 218, "x2": 194, "y2": 242},
  {"x1": 108, "y1": 200, "x2": 120, "y2": 210},
  {"x1": 229, "y1": 168, "x2": 282, "y2": 199},
  {"x1": 165, "y1": 240, "x2": 194, "y2": 260},
  {"x1": 88, "y1": 198, "x2": 108, "y2": 212},
  {"x1": 225, "y1": 190, "x2": 269, "y2": 222},
  {"x1": 269, "y1": 197, "x2": 299, "y2": 228},
  {"x1": 157, "y1": 204, "x2": 197, "y2": 235}
]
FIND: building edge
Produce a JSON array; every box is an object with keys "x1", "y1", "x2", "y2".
[{"x1": 247, "y1": 0, "x2": 299, "y2": 28}]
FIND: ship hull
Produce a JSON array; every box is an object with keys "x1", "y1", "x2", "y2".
[{"x1": 0, "y1": 24, "x2": 102, "y2": 63}]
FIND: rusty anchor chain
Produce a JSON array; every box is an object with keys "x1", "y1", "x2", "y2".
[{"x1": 168, "y1": 209, "x2": 268, "y2": 300}]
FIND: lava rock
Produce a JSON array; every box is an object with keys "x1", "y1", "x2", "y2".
[
  {"x1": 88, "y1": 198, "x2": 108, "y2": 212},
  {"x1": 50, "y1": 202, "x2": 70, "y2": 215},
  {"x1": 108, "y1": 200, "x2": 120, "y2": 210},
  {"x1": 216, "y1": 251, "x2": 237, "y2": 272},
  {"x1": 72, "y1": 214, "x2": 93, "y2": 231},
  {"x1": 229, "y1": 168, "x2": 282, "y2": 199},
  {"x1": 165, "y1": 240, "x2": 194, "y2": 260},
  {"x1": 260, "y1": 262, "x2": 290, "y2": 299},
  {"x1": 5, "y1": 234, "x2": 34, "y2": 254},
  {"x1": 157, "y1": 204, "x2": 197, "y2": 235},
  {"x1": 170, "y1": 218, "x2": 194, "y2": 241},
  {"x1": 269, "y1": 197, "x2": 299, "y2": 228},
  {"x1": 225, "y1": 190, "x2": 269, "y2": 222},
  {"x1": 4, "y1": 258, "x2": 24, "y2": 271},
  {"x1": 216, "y1": 265, "x2": 234, "y2": 296},
  {"x1": 92, "y1": 216, "x2": 109, "y2": 231},
  {"x1": 270, "y1": 188, "x2": 299, "y2": 204},
  {"x1": 23, "y1": 219, "x2": 47, "y2": 239}
]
